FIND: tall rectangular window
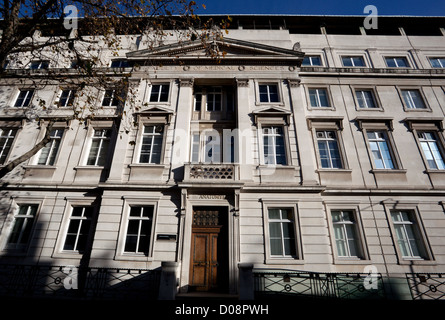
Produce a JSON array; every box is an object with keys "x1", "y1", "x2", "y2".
[
  {"x1": 401, "y1": 89, "x2": 426, "y2": 109},
  {"x1": 429, "y1": 57, "x2": 445, "y2": 68},
  {"x1": 342, "y1": 56, "x2": 365, "y2": 67},
  {"x1": 0, "y1": 128, "x2": 17, "y2": 165},
  {"x1": 309, "y1": 88, "x2": 330, "y2": 108},
  {"x1": 268, "y1": 208, "x2": 297, "y2": 257},
  {"x1": 385, "y1": 57, "x2": 409, "y2": 68},
  {"x1": 58, "y1": 89, "x2": 76, "y2": 107},
  {"x1": 367, "y1": 130, "x2": 395, "y2": 169},
  {"x1": 6, "y1": 204, "x2": 38, "y2": 251},
  {"x1": 206, "y1": 87, "x2": 222, "y2": 111},
  {"x1": 355, "y1": 90, "x2": 377, "y2": 109},
  {"x1": 102, "y1": 89, "x2": 120, "y2": 107},
  {"x1": 259, "y1": 84, "x2": 279, "y2": 103},
  {"x1": 63, "y1": 206, "x2": 94, "y2": 253},
  {"x1": 124, "y1": 206, "x2": 154, "y2": 255},
  {"x1": 37, "y1": 129, "x2": 63, "y2": 165},
  {"x1": 87, "y1": 129, "x2": 111, "y2": 166},
  {"x1": 418, "y1": 132, "x2": 445, "y2": 170},
  {"x1": 331, "y1": 210, "x2": 360, "y2": 258},
  {"x1": 316, "y1": 130, "x2": 342, "y2": 169},
  {"x1": 263, "y1": 126, "x2": 286, "y2": 165},
  {"x1": 391, "y1": 210, "x2": 426, "y2": 259},
  {"x1": 139, "y1": 125, "x2": 164, "y2": 164},
  {"x1": 149, "y1": 84, "x2": 169, "y2": 102},
  {"x1": 14, "y1": 90, "x2": 34, "y2": 107}
]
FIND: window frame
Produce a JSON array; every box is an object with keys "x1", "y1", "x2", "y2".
[
  {"x1": 29, "y1": 60, "x2": 50, "y2": 70},
  {"x1": 382, "y1": 202, "x2": 434, "y2": 264},
  {"x1": 325, "y1": 203, "x2": 370, "y2": 263},
  {"x1": 101, "y1": 88, "x2": 122, "y2": 107},
  {"x1": 86, "y1": 128, "x2": 112, "y2": 166},
  {"x1": 306, "y1": 86, "x2": 334, "y2": 109},
  {"x1": 1, "y1": 201, "x2": 42, "y2": 254},
  {"x1": 148, "y1": 83, "x2": 171, "y2": 103},
  {"x1": 56, "y1": 88, "x2": 77, "y2": 108},
  {"x1": 261, "y1": 200, "x2": 303, "y2": 264},
  {"x1": 36, "y1": 128, "x2": 64, "y2": 166},
  {"x1": 116, "y1": 198, "x2": 159, "y2": 261},
  {"x1": 14, "y1": 89, "x2": 35, "y2": 108},
  {"x1": 0, "y1": 127, "x2": 18, "y2": 165},
  {"x1": 352, "y1": 87, "x2": 382, "y2": 111},
  {"x1": 384, "y1": 56, "x2": 410, "y2": 68},
  {"x1": 429, "y1": 57, "x2": 445, "y2": 68},
  {"x1": 397, "y1": 88, "x2": 430, "y2": 111},
  {"x1": 341, "y1": 56, "x2": 366, "y2": 67},
  {"x1": 54, "y1": 197, "x2": 98, "y2": 258},
  {"x1": 255, "y1": 81, "x2": 284, "y2": 106},
  {"x1": 302, "y1": 55, "x2": 323, "y2": 67}
]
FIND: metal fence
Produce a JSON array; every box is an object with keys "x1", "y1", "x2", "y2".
[
  {"x1": 253, "y1": 269, "x2": 386, "y2": 300},
  {"x1": 406, "y1": 273, "x2": 445, "y2": 300},
  {"x1": 0, "y1": 264, "x2": 161, "y2": 300}
]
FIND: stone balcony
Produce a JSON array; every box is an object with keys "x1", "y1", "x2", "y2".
[{"x1": 183, "y1": 163, "x2": 240, "y2": 182}]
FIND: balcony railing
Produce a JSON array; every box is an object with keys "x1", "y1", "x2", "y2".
[
  {"x1": 184, "y1": 163, "x2": 239, "y2": 181},
  {"x1": 406, "y1": 273, "x2": 445, "y2": 300}
]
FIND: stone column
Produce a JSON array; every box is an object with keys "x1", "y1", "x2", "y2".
[{"x1": 236, "y1": 78, "x2": 253, "y2": 181}]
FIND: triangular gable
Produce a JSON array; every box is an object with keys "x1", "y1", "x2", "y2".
[
  {"x1": 136, "y1": 105, "x2": 174, "y2": 124},
  {"x1": 126, "y1": 37, "x2": 304, "y2": 65},
  {"x1": 252, "y1": 105, "x2": 291, "y2": 125}
]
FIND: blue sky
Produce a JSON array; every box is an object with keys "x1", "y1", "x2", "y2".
[{"x1": 196, "y1": 0, "x2": 445, "y2": 16}]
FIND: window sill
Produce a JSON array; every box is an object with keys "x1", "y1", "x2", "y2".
[
  {"x1": 265, "y1": 257, "x2": 305, "y2": 265},
  {"x1": 316, "y1": 168, "x2": 352, "y2": 173},
  {"x1": 370, "y1": 169, "x2": 407, "y2": 174},
  {"x1": 74, "y1": 165, "x2": 105, "y2": 170},
  {"x1": 398, "y1": 258, "x2": 436, "y2": 266},
  {"x1": 115, "y1": 253, "x2": 153, "y2": 262},
  {"x1": 333, "y1": 258, "x2": 372, "y2": 265}
]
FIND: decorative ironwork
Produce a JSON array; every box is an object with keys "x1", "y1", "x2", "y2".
[
  {"x1": 406, "y1": 273, "x2": 445, "y2": 300},
  {"x1": 253, "y1": 270, "x2": 386, "y2": 300},
  {"x1": 189, "y1": 164, "x2": 234, "y2": 180},
  {"x1": 0, "y1": 264, "x2": 161, "y2": 300},
  {"x1": 193, "y1": 210, "x2": 219, "y2": 226}
]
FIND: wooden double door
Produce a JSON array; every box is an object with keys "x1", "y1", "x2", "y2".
[{"x1": 189, "y1": 207, "x2": 228, "y2": 292}]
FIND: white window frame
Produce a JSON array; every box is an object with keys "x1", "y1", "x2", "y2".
[
  {"x1": 366, "y1": 130, "x2": 397, "y2": 169},
  {"x1": 14, "y1": 89, "x2": 34, "y2": 107},
  {"x1": 101, "y1": 88, "x2": 121, "y2": 107},
  {"x1": 261, "y1": 125, "x2": 287, "y2": 166},
  {"x1": 302, "y1": 55, "x2": 323, "y2": 66},
  {"x1": 354, "y1": 88, "x2": 380, "y2": 110},
  {"x1": 261, "y1": 200, "x2": 302, "y2": 264},
  {"x1": 429, "y1": 57, "x2": 445, "y2": 68},
  {"x1": 86, "y1": 128, "x2": 112, "y2": 166},
  {"x1": 255, "y1": 81, "x2": 284, "y2": 106},
  {"x1": 37, "y1": 128, "x2": 64, "y2": 166},
  {"x1": 0, "y1": 127, "x2": 18, "y2": 165},
  {"x1": 116, "y1": 198, "x2": 159, "y2": 261},
  {"x1": 148, "y1": 83, "x2": 171, "y2": 103},
  {"x1": 29, "y1": 60, "x2": 49, "y2": 69},
  {"x1": 315, "y1": 130, "x2": 344, "y2": 169},
  {"x1": 398, "y1": 88, "x2": 429, "y2": 111},
  {"x1": 136, "y1": 124, "x2": 165, "y2": 164},
  {"x1": 57, "y1": 89, "x2": 76, "y2": 108},
  {"x1": 341, "y1": 56, "x2": 366, "y2": 67},
  {"x1": 306, "y1": 87, "x2": 333, "y2": 109},
  {"x1": 385, "y1": 56, "x2": 410, "y2": 68}
]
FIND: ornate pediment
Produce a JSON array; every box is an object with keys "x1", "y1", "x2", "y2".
[
  {"x1": 126, "y1": 37, "x2": 304, "y2": 66},
  {"x1": 252, "y1": 105, "x2": 291, "y2": 125},
  {"x1": 136, "y1": 105, "x2": 174, "y2": 124}
]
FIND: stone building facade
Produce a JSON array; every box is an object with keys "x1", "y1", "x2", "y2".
[{"x1": 1, "y1": 15, "x2": 445, "y2": 300}]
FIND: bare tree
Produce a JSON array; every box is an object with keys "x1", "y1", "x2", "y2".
[{"x1": 0, "y1": 0, "x2": 230, "y2": 179}]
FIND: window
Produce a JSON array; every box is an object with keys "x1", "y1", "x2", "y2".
[
  {"x1": 124, "y1": 206, "x2": 154, "y2": 255},
  {"x1": 367, "y1": 130, "x2": 396, "y2": 169},
  {"x1": 110, "y1": 59, "x2": 130, "y2": 68},
  {"x1": 6, "y1": 204, "x2": 38, "y2": 251},
  {"x1": 30, "y1": 60, "x2": 49, "y2": 69},
  {"x1": 139, "y1": 125, "x2": 164, "y2": 164},
  {"x1": 190, "y1": 130, "x2": 235, "y2": 163},
  {"x1": 63, "y1": 206, "x2": 94, "y2": 253},
  {"x1": 401, "y1": 89, "x2": 426, "y2": 109},
  {"x1": 149, "y1": 84, "x2": 170, "y2": 103},
  {"x1": 331, "y1": 210, "x2": 360, "y2": 258},
  {"x1": 102, "y1": 89, "x2": 121, "y2": 107},
  {"x1": 342, "y1": 56, "x2": 365, "y2": 67},
  {"x1": 308, "y1": 88, "x2": 330, "y2": 108},
  {"x1": 37, "y1": 129, "x2": 63, "y2": 165},
  {"x1": 87, "y1": 129, "x2": 111, "y2": 166},
  {"x1": 194, "y1": 90, "x2": 203, "y2": 111},
  {"x1": 263, "y1": 126, "x2": 286, "y2": 165},
  {"x1": 302, "y1": 55, "x2": 322, "y2": 66},
  {"x1": 355, "y1": 90, "x2": 377, "y2": 109},
  {"x1": 418, "y1": 131, "x2": 445, "y2": 170},
  {"x1": 0, "y1": 128, "x2": 17, "y2": 165},
  {"x1": 206, "y1": 87, "x2": 222, "y2": 111},
  {"x1": 429, "y1": 57, "x2": 445, "y2": 68},
  {"x1": 58, "y1": 89, "x2": 76, "y2": 107},
  {"x1": 385, "y1": 57, "x2": 409, "y2": 68},
  {"x1": 259, "y1": 84, "x2": 279, "y2": 103},
  {"x1": 316, "y1": 130, "x2": 343, "y2": 169},
  {"x1": 391, "y1": 210, "x2": 426, "y2": 259},
  {"x1": 14, "y1": 89, "x2": 34, "y2": 107},
  {"x1": 268, "y1": 208, "x2": 297, "y2": 257}
]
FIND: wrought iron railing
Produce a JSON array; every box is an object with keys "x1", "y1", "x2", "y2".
[
  {"x1": 253, "y1": 269, "x2": 386, "y2": 300},
  {"x1": 0, "y1": 264, "x2": 161, "y2": 300},
  {"x1": 406, "y1": 273, "x2": 445, "y2": 300}
]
